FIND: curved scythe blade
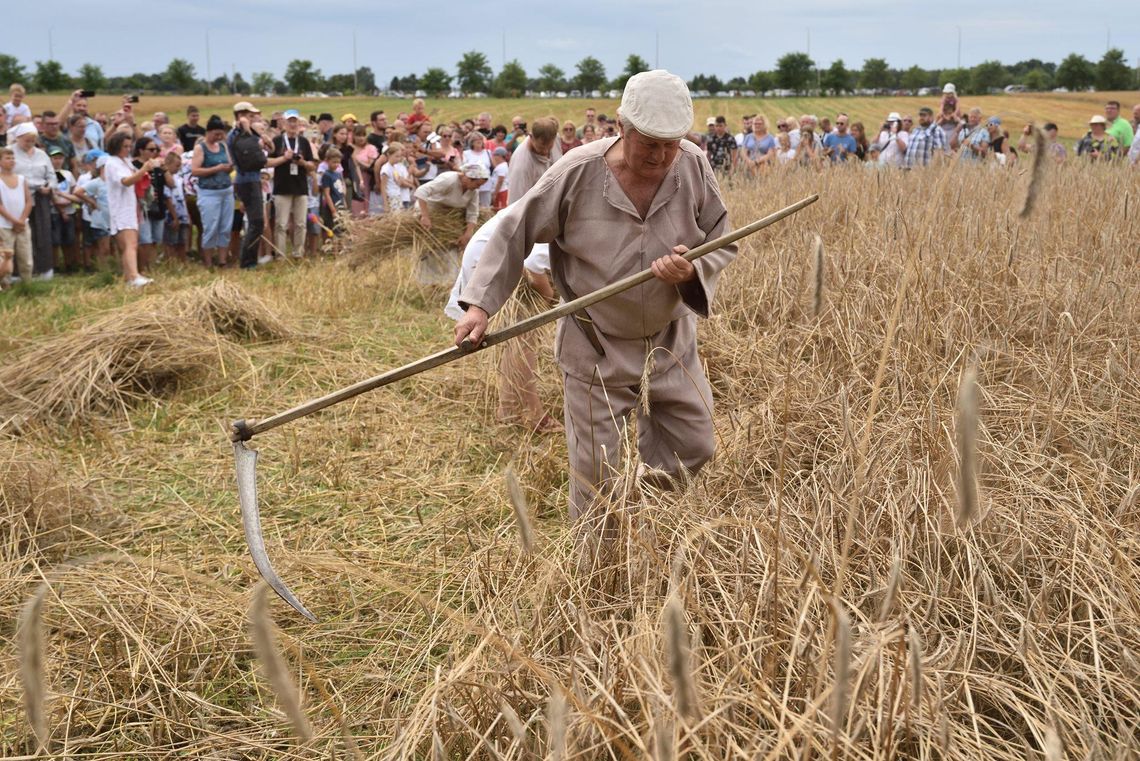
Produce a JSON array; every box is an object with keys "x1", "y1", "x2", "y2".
[{"x1": 234, "y1": 441, "x2": 316, "y2": 620}]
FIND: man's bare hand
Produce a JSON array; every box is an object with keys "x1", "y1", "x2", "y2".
[
  {"x1": 454, "y1": 305, "x2": 490, "y2": 348},
  {"x1": 651, "y1": 245, "x2": 696, "y2": 284},
  {"x1": 419, "y1": 213, "x2": 432, "y2": 230}
]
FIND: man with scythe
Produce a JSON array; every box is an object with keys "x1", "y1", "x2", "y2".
[{"x1": 454, "y1": 70, "x2": 737, "y2": 519}]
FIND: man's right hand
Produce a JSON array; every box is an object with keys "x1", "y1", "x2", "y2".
[
  {"x1": 419, "y1": 213, "x2": 432, "y2": 230},
  {"x1": 454, "y1": 305, "x2": 489, "y2": 348}
]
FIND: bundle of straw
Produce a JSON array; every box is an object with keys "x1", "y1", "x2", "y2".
[
  {"x1": 343, "y1": 208, "x2": 492, "y2": 269},
  {"x1": 0, "y1": 310, "x2": 237, "y2": 430},
  {"x1": 167, "y1": 279, "x2": 293, "y2": 342}
]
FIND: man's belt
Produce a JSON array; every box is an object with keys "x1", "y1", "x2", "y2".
[{"x1": 550, "y1": 254, "x2": 605, "y2": 356}]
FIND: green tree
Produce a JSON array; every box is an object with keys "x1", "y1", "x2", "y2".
[
  {"x1": 610, "y1": 54, "x2": 650, "y2": 91},
  {"x1": 900, "y1": 65, "x2": 929, "y2": 91},
  {"x1": 354, "y1": 66, "x2": 375, "y2": 93},
  {"x1": 493, "y1": 59, "x2": 527, "y2": 97},
  {"x1": 1055, "y1": 53, "x2": 1095, "y2": 91},
  {"x1": 748, "y1": 70, "x2": 774, "y2": 93},
  {"x1": 688, "y1": 73, "x2": 724, "y2": 92},
  {"x1": 573, "y1": 56, "x2": 607, "y2": 92},
  {"x1": 233, "y1": 72, "x2": 249, "y2": 94},
  {"x1": 456, "y1": 50, "x2": 493, "y2": 93},
  {"x1": 420, "y1": 67, "x2": 452, "y2": 96},
  {"x1": 33, "y1": 60, "x2": 70, "y2": 92},
  {"x1": 939, "y1": 68, "x2": 972, "y2": 94},
  {"x1": 77, "y1": 63, "x2": 106, "y2": 92},
  {"x1": 859, "y1": 57, "x2": 891, "y2": 91},
  {"x1": 820, "y1": 59, "x2": 853, "y2": 95},
  {"x1": 251, "y1": 71, "x2": 276, "y2": 95},
  {"x1": 163, "y1": 58, "x2": 198, "y2": 92},
  {"x1": 1096, "y1": 48, "x2": 1131, "y2": 90},
  {"x1": 0, "y1": 54, "x2": 27, "y2": 90},
  {"x1": 537, "y1": 63, "x2": 567, "y2": 92},
  {"x1": 1022, "y1": 68, "x2": 1052, "y2": 92},
  {"x1": 971, "y1": 60, "x2": 1007, "y2": 92},
  {"x1": 776, "y1": 52, "x2": 815, "y2": 94},
  {"x1": 284, "y1": 59, "x2": 322, "y2": 94}
]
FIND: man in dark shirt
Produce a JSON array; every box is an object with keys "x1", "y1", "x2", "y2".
[
  {"x1": 177, "y1": 106, "x2": 206, "y2": 152},
  {"x1": 267, "y1": 109, "x2": 316, "y2": 258},
  {"x1": 705, "y1": 115, "x2": 737, "y2": 172},
  {"x1": 367, "y1": 110, "x2": 387, "y2": 152}
]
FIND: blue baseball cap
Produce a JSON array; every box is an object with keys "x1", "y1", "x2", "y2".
[
  {"x1": 283, "y1": 109, "x2": 301, "y2": 120},
  {"x1": 987, "y1": 116, "x2": 1002, "y2": 126},
  {"x1": 84, "y1": 149, "x2": 107, "y2": 163}
]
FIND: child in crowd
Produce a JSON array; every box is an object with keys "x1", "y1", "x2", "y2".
[
  {"x1": 305, "y1": 171, "x2": 322, "y2": 255},
  {"x1": 0, "y1": 147, "x2": 33, "y2": 283},
  {"x1": 380, "y1": 144, "x2": 414, "y2": 212},
  {"x1": 73, "y1": 152, "x2": 111, "y2": 269},
  {"x1": 775, "y1": 133, "x2": 795, "y2": 165},
  {"x1": 163, "y1": 151, "x2": 190, "y2": 261},
  {"x1": 48, "y1": 146, "x2": 81, "y2": 273},
  {"x1": 320, "y1": 148, "x2": 347, "y2": 234},
  {"x1": 490, "y1": 147, "x2": 509, "y2": 210}
]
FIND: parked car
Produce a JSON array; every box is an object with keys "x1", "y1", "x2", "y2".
[{"x1": 569, "y1": 90, "x2": 582, "y2": 98}]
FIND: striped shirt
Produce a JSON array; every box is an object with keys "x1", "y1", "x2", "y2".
[
  {"x1": 957, "y1": 125, "x2": 990, "y2": 162},
  {"x1": 905, "y1": 123, "x2": 949, "y2": 167}
]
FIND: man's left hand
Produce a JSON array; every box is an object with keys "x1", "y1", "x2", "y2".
[{"x1": 651, "y1": 246, "x2": 696, "y2": 284}]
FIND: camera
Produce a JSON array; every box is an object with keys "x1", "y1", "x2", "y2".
[
  {"x1": 128, "y1": 95, "x2": 140, "y2": 103},
  {"x1": 517, "y1": 122, "x2": 527, "y2": 132},
  {"x1": 79, "y1": 90, "x2": 96, "y2": 98}
]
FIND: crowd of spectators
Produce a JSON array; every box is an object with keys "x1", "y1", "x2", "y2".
[
  {"x1": 697, "y1": 85, "x2": 1139, "y2": 173},
  {"x1": 0, "y1": 81, "x2": 1136, "y2": 289}
]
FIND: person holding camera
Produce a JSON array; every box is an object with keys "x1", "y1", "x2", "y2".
[
  {"x1": 267, "y1": 110, "x2": 315, "y2": 258},
  {"x1": 876, "y1": 112, "x2": 909, "y2": 168}
]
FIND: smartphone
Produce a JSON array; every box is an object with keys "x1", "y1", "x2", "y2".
[
  {"x1": 79, "y1": 90, "x2": 96, "y2": 98},
  {"x1": 128, "y1": 95, "x2": 140, "y2": 104}
]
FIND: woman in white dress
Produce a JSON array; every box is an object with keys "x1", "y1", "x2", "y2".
[{"x1": 104, "y1": 130, "x2": 161, "y2": 286}]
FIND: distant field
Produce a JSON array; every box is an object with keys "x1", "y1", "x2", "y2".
[{"x1": 36, "y1": 90, "x2": 1140, "y2": 145}]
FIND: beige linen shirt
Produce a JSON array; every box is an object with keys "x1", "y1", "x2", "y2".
[
  {"x1": 413, "y1": 171, "x2": 479, "y2": 223},
  {"x1": 506, "y1": 137, "x2": 563, "y2": 204},
  {"x1": 460, "y1": 137, "x2": 736, "y2": 377}
]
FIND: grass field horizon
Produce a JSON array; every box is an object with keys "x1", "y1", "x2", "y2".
[{"x1": 40, "y1": 89, "x2": 1140, "y2": 144}]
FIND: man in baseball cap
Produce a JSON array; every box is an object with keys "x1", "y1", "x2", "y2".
[{"x1": 455, "y1": 69, "x2": 737, "y2": 521}]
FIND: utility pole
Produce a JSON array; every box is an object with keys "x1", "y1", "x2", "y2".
[
  {"x1": 48, "y1": 27, "x2": 54, "y2": 60},
  {"x1": 205, "y1": 31, "x2": 212, "y2": 89},
  {"x1": 502, "y1": 30, "x2": 506, "y2": 69},
  {"x1": 655, "y1": 31, "x2": 659, "y2": 69},
  {"x1": 232, "y1": 63, "x2": 236, "y2": 94},
  {"x1": 353, "y1": 30, "x2": 358, "y2": 92},
  {"x1": 956, "y1": 26, "x2": 961, "y2": 69}
]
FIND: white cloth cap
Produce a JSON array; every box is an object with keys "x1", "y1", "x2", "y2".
[
  {"x1": 887, "y1": 112, "x2": 902, "y2": 122},
  {"x1": 620, "y1": 70, "x2": 693, "y2": 140},
  {"x1": 8, "y1": 122, "x2": 38, "y2": 139},
  {"x1": 943, "y1": 83, "x2": 956, "y2": 94},
  {"x1": 461, "y1": 162, "x2": 489, "y2": 180}
]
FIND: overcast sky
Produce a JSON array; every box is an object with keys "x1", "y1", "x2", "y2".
[{"x1": 6, "y1": 3, "x2": 1139, "y2": 84}]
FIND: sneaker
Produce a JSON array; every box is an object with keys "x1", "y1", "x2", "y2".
[
  {"x1": 257, "y1": 254, "x2": 273, "y2": 265},
  {"x1": 34, "y1": 269, "x2": 54, "y2": 281},
  {"x1": 128, "y1": 275, "x2": 153, "y2": 288}
]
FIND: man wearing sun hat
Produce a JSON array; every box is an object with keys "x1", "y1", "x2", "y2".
[
  {"x1": 414, "y1": 162, "x2": 485, "y2": 248},
  {"x1": 267, "y1": 109, "x2": 315, "y2": 258},
  {"x1": 1076, "y1": 115, "x2": 1121, "y2": 161},
  {"x1": 228, "y1": 100, "x2": 270, "y2": 267},
  {"x1": 455, "y1": 69, "x2": 737, "y2": 521}
]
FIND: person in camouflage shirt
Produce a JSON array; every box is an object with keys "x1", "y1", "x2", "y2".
[
  {"x1": 1076, "y1": 116, "x2": 1120, "y2": 162},
  {"x1": 705, "y1": 116, "x2": 737, "y2": 172}
]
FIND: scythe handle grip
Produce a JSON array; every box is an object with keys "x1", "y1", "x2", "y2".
[{"x1": 231, "y1": 194, "x2": 818, "y2": 441}]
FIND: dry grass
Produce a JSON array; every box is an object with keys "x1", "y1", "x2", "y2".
[
  {"x1": 343, "y1": 207, "x2": 493, "y2": 269},
  {"x1": 1, "y1": 161, "x2": 1137, "y2": 759},
  {"x1": 0, "y1": 279, "x2": 289, "y2": 431}
]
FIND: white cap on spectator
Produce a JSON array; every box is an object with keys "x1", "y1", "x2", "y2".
[
  {"x1": 461, "y1": 162, "x2": 490, "y2": 180},
  {"x1": 943, "y1": 83, "x2": 956, "y2": 94},
  {"x1": 887, "y1": 112, "x2": 902, "y2": 122},
  {"x1": 8, "y1": 122, "x2": 37, "y2": 139},
  {"x1": 620, "y1": 70, "x2": 693, "y2": 140},
  {"x1": 233, "y1": 101, "x2": 260, "y2": 114},
  {"x1": 1089, "y1": 115, "x2": 1108, "y2": 125}
]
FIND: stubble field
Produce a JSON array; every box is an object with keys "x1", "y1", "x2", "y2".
[
  {"x1": 64, "y1": 90, "x2": 1140, "y2": 143},
  {"x1": 0, "y1": 156, "x2": 1138, "y2": 758}
]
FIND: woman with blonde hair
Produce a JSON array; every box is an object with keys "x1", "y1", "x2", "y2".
[{"x1": 559, "y1": 120, "x2": 583, "y2": 154}]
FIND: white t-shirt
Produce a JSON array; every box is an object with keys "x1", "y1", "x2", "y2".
[
  {"x1": 104, "y1": 156, "x2": 139, "y2": 234},
  {"x1": 444, "y1": 211, "x2": 550, "y2": 320},
  {"x1": 0, "y1": 173, "x2": 27, "y2": 229},
  {"x1": 877, "y1": 129, "x2": 910, "y2": 167},
  {"x1": 78, "y1": 174, "x2": 110, "y2": 230},
  {"x1": 380, "y1": 162, "x2": 411, "y2": 202},
  {"x1": 491, "y1": 161, "x2": 508, "y2": 192},
  {"x1": 3, "y1": 101, "x2": 32, "y2": 122}
]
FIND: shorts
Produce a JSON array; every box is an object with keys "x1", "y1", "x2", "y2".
[
  {"x1": 164, "y1": 221, "x2": 190, "y2": 247},
  {"x1": 50, "y1": 211, "x2": 76, "y2": 247},
  {"x1": 139, "y1": 216, "x2": 165, "y2": 246},
  {"x1": 83, "y1": 220, "x2": 110, "y2": 245}
]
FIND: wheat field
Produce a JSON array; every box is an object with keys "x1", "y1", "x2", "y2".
[{"x1": 1, "y1": 161, "x2": 1138, "y2": 758}]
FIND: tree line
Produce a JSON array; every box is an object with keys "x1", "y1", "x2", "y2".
[{"x1": 0, "y1": 48, "x2": 1134, "y2": 98}]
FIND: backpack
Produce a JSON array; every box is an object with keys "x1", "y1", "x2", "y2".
[{"x1": 232, "y1": 131, "x2": 267, "y2": 173}]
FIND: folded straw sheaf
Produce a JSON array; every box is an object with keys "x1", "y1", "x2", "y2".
[{"x1": 343, "y1": 208, "x2": 492, "y2": 269}]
